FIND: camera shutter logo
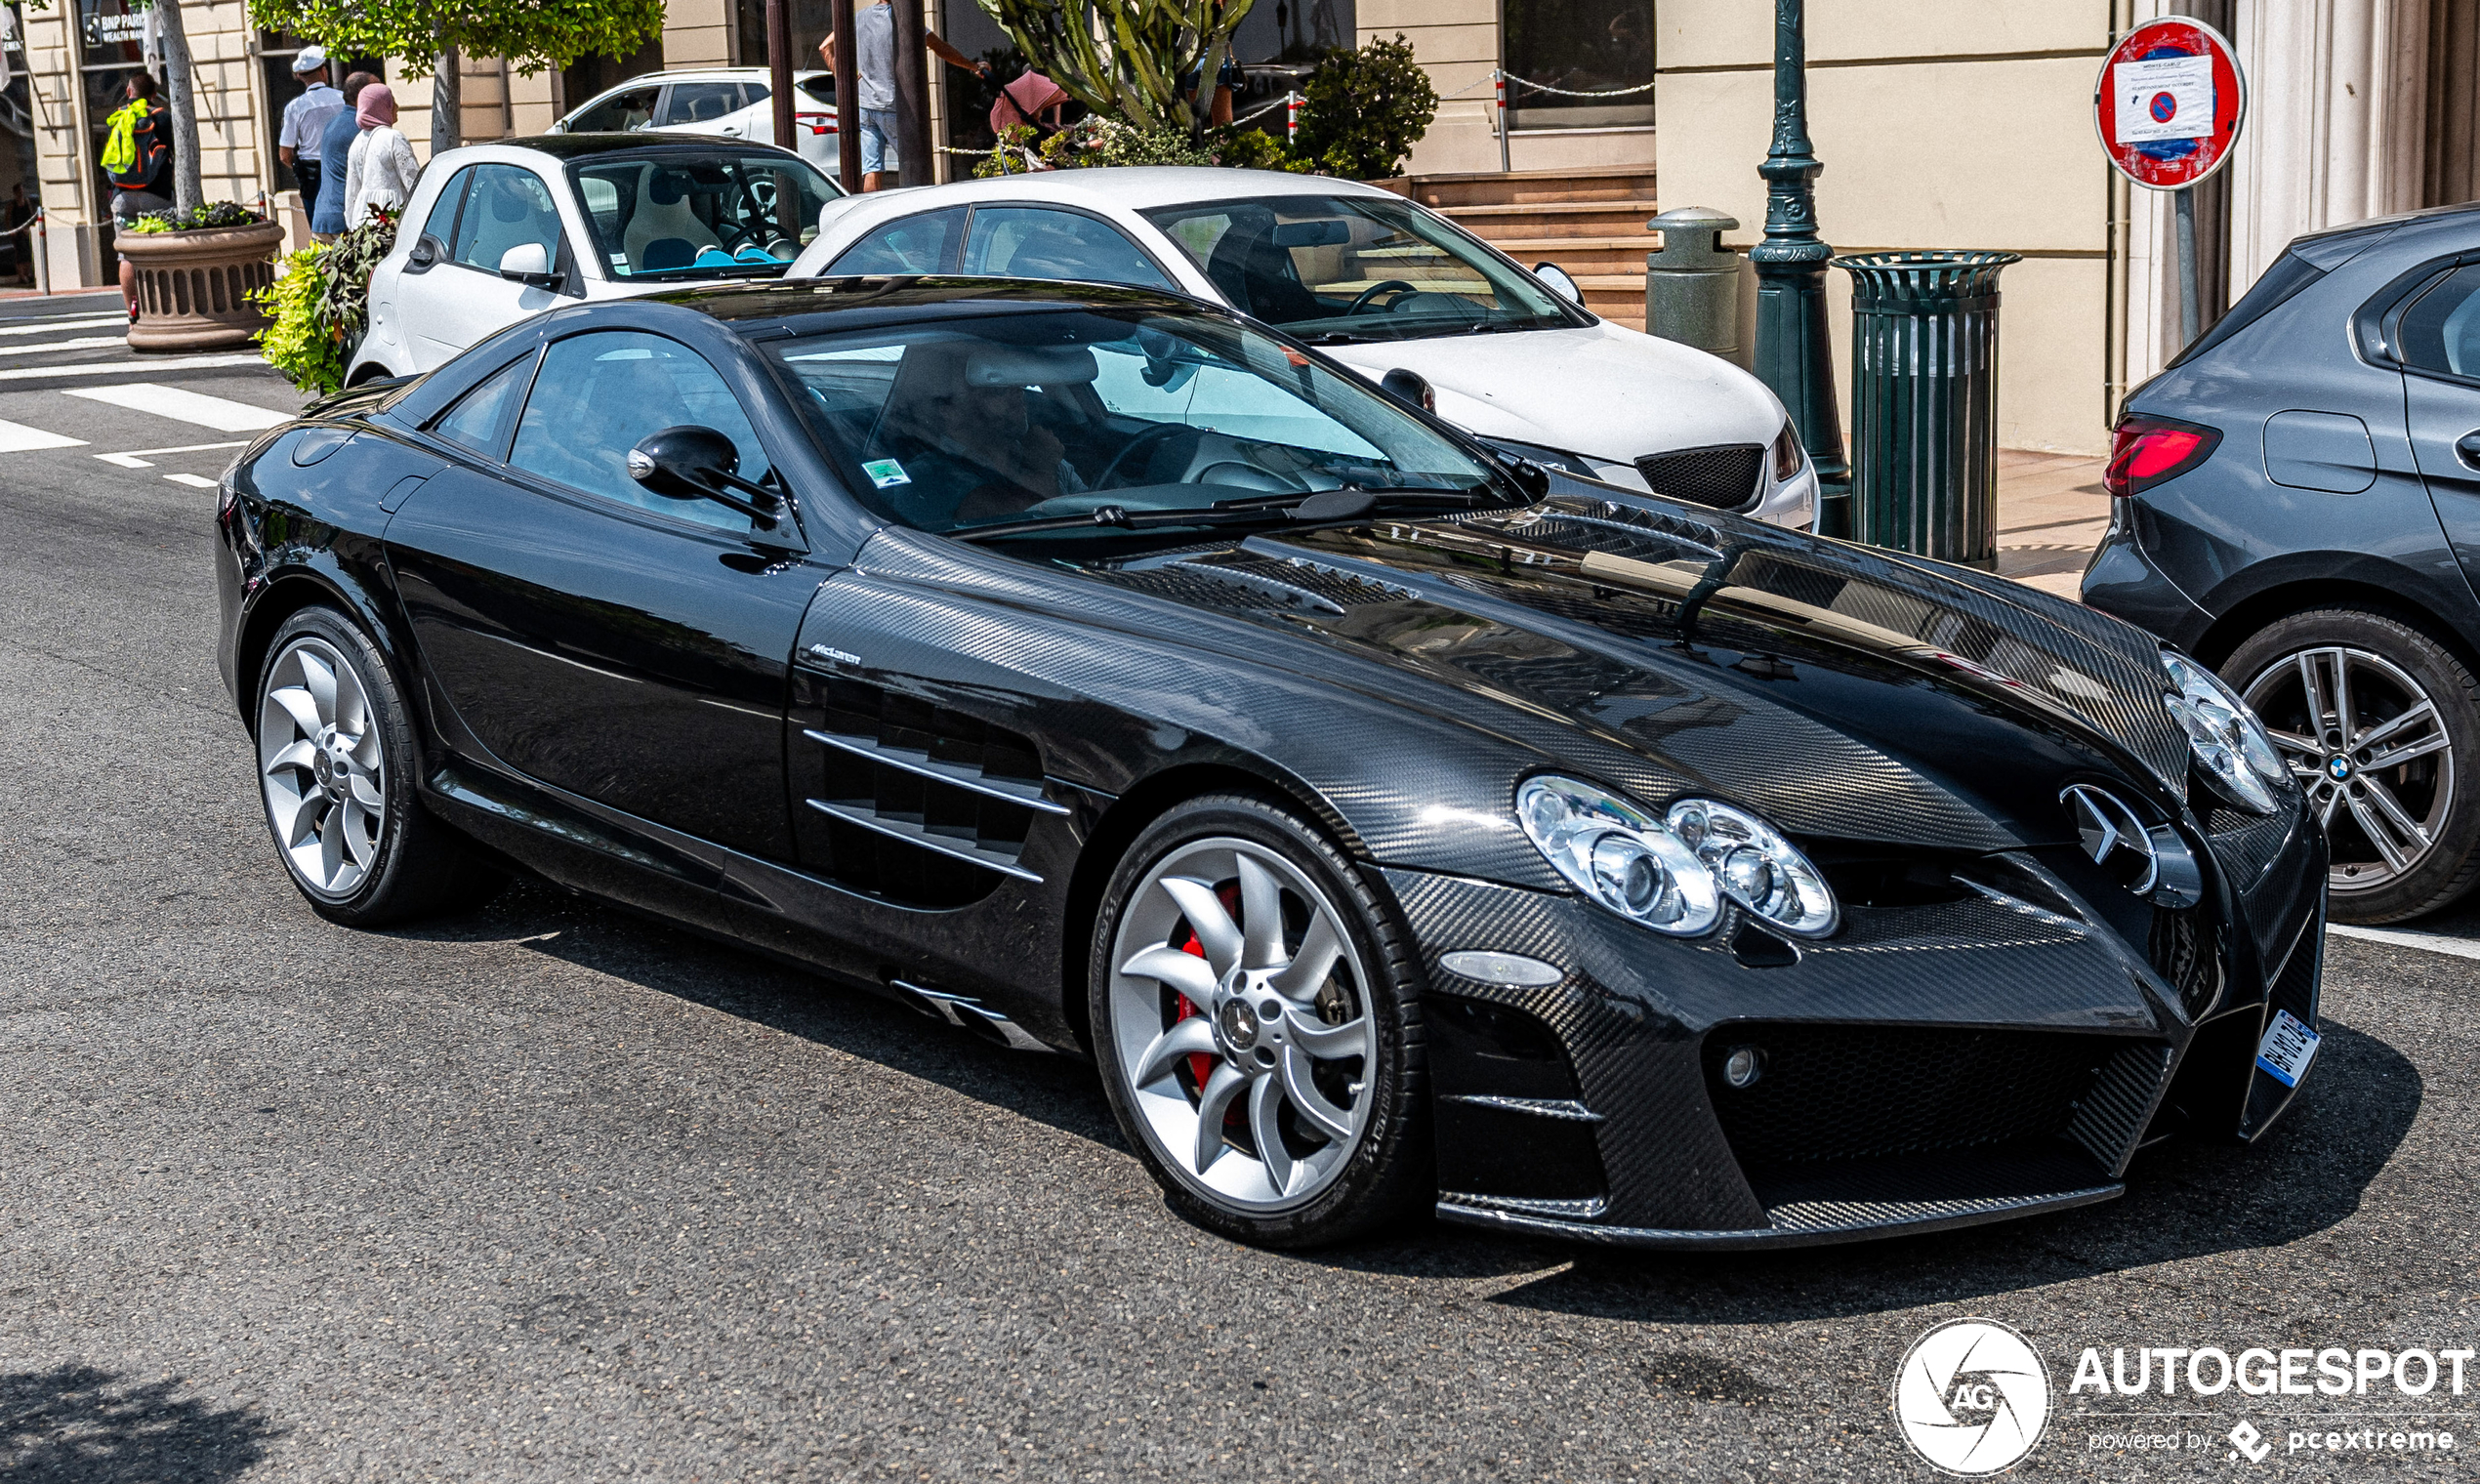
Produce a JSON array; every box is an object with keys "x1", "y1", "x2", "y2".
[{"x1": 1893, "y1": 1319, "x2": 2051, "y2": 1474}]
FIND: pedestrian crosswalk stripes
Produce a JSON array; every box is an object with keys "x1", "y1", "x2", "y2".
[
  {"x1": 0, "y1": 314, "x2": 129, "y2": 338},
  {"x1": 0, "y1": 302, "x2": 303, "y2": 487},
  {"x1": 94, "y1": 439, "x2": 251, "y2": 469},
  {"x1": 0, "y1": 353, "x2": 270, "y2": 383},
  {"x1": 62, "y1": 382, "x2": 292, "y2": 432},
  {"x1": 0, "y1": 418, "x2": 87, "y2": 452},
  {"x1": 0, "y1": 336, "x2": 141, "y2": 358}
]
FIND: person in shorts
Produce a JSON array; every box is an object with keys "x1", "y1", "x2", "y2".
[{"x1": 818, "y1": 0, "x2": 988, "y2": 191}]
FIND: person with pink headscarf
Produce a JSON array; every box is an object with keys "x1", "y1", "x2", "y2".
[{"x1": 342, "y1": 82, "x2": 420, "y2": 228}]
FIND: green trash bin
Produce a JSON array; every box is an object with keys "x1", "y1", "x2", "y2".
[{"x1": 1832, "y1": 251, "x2": 2020, "y2": 567}]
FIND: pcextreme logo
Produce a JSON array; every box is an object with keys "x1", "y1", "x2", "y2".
[{"x1": 1894, "y1": 1318, "x2": 2052, "y2": 1475}]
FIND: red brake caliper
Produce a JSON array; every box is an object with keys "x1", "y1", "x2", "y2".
[{"x1": 1171, "y1": 884, "x2": 1244, "y2": 1095}]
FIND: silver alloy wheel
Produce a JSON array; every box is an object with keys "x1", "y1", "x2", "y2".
[
  {"x1": 1107, "y1": 837, "x2": 1377, "y2": 1213},
  {"x1": 2242, "y1": 645, "x2": 2455, "y2": 892},
  {"x1": 258, "y1": 635, "x2": 387, "y2": 898}
]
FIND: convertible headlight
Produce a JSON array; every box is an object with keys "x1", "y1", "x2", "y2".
[
  {"x1": 1516, "y1": 777, "x2": 1719, "y2": 936},
  {"x1": 2161, "y1": 651, "x2": 2286, "y2": 813},
  {"x1": 1667, "y1": 799, "x2": 1839, "y2": 938}
]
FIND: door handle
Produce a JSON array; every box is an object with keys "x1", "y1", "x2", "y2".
[{"x1": 2458, "y1": 430, "x2": 2480, "y2": 470}]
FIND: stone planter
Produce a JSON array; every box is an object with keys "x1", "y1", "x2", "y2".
[{"x1": 117, "y1": 219, "x2": 284, "y2": 351}]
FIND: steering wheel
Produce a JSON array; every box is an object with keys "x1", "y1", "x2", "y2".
[
  {"x1": 1095, "y1": 423, "x2": 1190, "y2": 490},
  {"x1": 1346, "y1": 279, "x2": 1417, "y2": 314}
]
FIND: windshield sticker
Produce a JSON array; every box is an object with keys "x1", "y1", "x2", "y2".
[{"x1": 862, "y1": 458, "x2": 911, "y2": 489}]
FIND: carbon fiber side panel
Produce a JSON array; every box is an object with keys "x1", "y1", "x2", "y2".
[{"x1": 2070, "y1": 1041, "x2": 2176, "y2": 1175}]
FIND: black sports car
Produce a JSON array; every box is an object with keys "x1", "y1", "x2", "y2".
[{"x1": 215, "y1": 278, "x2": 2328, "y2": 1250}]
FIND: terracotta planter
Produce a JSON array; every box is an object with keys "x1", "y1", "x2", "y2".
[{"x1": 117, "y1": 220, "x2": 284, "y2": 351}]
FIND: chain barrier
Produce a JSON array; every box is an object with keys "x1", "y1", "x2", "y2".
[{"x1": 1499, "y1": 71, "x2": 1657, "y2": 100}]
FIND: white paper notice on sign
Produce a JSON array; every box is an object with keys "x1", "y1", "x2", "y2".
[{"x1": 2114, "y1": 54, "x2": 2214, "y2": 144}]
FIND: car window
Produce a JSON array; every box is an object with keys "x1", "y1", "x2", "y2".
[
  {"x1": 431, "y1": 353, "x2": 535, "y2": 457},
  {"x1": 959, "y1": 207, "x2": 1175, "y2": 290},
  {"x1": 828, "y1": 207, "x2": 965, "y2": 274},
  {"x1": 1138, "y1": 193, "x2": 1574, "y2": 344},
  {"x1": 509, "y1": 332, "x2": 773, "y2": 530},
  {"x1": 796, "y1": 76, "x2": 835, "y2": 106},
  {"x1": 760, "y1": 308, "x2": 1494, "y2": 538},
  {"x1": 421, "y1": 164, "x2": 478, "y2": 242},
  {"x1": 663, "y1": 82, "x2": 745, "y2": 126},
  {"x1": 445, "y1": 164, "x2": 564, "y2": 275},
  {"x1": 567, "y1": 152, "x2": 836, "y2": 278},
  {"x1": 571, "y1": 86, "x2": 660, "y2": 133},
  {"x1": 744, "y1": 82, "x2": 771, "y2": 103},
  {"x1": 2398, "y1": 266, "x2": 2480, "y2": 381}
]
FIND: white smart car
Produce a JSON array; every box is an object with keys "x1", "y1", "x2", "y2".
[
  {"x1": 786, "y1": 167, "x2": 1817, "y2": 526},
  {"x1": 348, "y1": 136, "x2": 845, "y2": 384},
  {"x1": 549, "y1": 66, "x2": 841, "y2": 172}
]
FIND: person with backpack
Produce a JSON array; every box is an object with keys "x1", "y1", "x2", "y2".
[{"x1": 101, "y1": 71, "x2": 171, "y2": 322}]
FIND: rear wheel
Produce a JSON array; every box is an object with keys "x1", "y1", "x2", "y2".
[
  {"x1": 2225, "y1": 608, "x2": 2480, "y2": 922},
  {"x1": 1090, "y1": 794, "x2": 1429, "y2": 1248},
  {"x1": 255, "y1": 607, "x2": 503, "y2": 927}
]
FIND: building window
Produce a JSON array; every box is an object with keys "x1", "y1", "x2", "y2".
[
  {"x1": 1501, "y1": 0, "x2": 1653, "y2": 131},
  {"x1": 734, "y1": 0, "x2": 832, "y2": 71}
]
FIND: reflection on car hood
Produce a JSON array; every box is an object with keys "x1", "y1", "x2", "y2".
[
  {"x1": 1073, "y1": 495, "x2": 2192, "y2": 845},
  {"x1": 1319, "y1": 322, "x2": 1784, "y2": 463}
]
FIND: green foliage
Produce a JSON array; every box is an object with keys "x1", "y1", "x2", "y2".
[
  {"x1": 123, "y1": 200, "x2": 269, "y2": 235},
  {"x1": 254, "y1": 210, "x2": 397, "y2": 395},
  {"x1": 1293, "y1": 33, "x2": 1435, "y2": 181},
  {"x1": 974, "y1": 0, "x2": 1254, "y2": 137},
  {"x1": 1205, "y1": 126, "x2": 1310, "y2": 174},
  {"x1": 971, "y1": 116, "x2": 1312, "y2": 177},
  {"x1": 244, "y1": 0, "x2": 664, "y2": 78}
]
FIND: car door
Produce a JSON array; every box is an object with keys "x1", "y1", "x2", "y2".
[
  {"x1": 405, "y1": 163, "x2": 581, "y2": 370},
  {"x1": 384, "y1": 329, "x2": 820, "y2": 863},
  {"x1": 2396, "y1": 259, "x2": 2480, "y2": 593},
  {"x1": 956, "y1": 205, "x2": 1179, "y2": 289}
]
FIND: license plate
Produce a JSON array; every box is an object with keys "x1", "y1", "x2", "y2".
[{"x1": 2254, "y1": 1009, "x2": 2320, "y2": 1089}]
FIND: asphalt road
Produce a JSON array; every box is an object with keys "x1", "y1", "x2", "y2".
[{"x1": 2, "y1": 295, "x2": 2474, "y2": 1482}]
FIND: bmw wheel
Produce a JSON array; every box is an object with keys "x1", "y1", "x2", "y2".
[
  {"x1": 2226, "y1": 608, "x2": 2480, "y2": 922},
  {"x1": 1091, "y1": 794, "x2": 1430, "y2": 1248},
  {"x1": 255, "y1": 607, "x2": 503, "y2": 927}
]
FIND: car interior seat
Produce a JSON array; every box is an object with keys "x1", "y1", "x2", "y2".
[
  {"x1": 623, "y1": 167, "x2": 723, "y2": 272},
  {"x1": 861, "y1": 342, "x2": 1092, "y2": 524},
  {"x1": 465, "y1": 174, "x2": 560, "y2": 273},
  {"x1": 1204, "y1": 216, "x2": 1325, "y2": 323},
  {"x1": 991, "y1": 224, "x2": 1097, "y2": 281}
]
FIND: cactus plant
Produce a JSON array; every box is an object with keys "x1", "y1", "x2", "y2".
[{"x1": 973, "y1": 0, "x2": 1256, "y2": 138}]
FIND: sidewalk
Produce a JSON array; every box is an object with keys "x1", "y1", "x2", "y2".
[{"x1": 1993, "y1": 447, "x2": 2111, "y2": 599}]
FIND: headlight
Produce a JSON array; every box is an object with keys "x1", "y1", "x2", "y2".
[
  {"x1": 2161, "y1": 651, "x2": 2287, "y2": 813},
  {"x1": 1667, "y1": 799, "x2": 1839, "y2": 938},
  {"x1": 1516, "y1": 777, "x2": 1719, "y2": 936},
  {"x1": 1770, "y1": 419, "x2": 1805, "y2": 482}
]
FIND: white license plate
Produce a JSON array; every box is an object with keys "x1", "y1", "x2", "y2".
[{"x1": 2254, "y1": 1009, "x2": 2320, "y2": 1089}]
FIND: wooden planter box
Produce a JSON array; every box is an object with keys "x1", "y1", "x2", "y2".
[{"x1": 117, "y1": 219, "x2": 284, "y2": 351}]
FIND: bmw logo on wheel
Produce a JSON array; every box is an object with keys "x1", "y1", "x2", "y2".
[
  {"x1": 2328, "y1": 756, "x2": 2353, "y2": 782},
  {"x1": 1893, "y1": 1318, "x2": 2051, "y2": 1475}
]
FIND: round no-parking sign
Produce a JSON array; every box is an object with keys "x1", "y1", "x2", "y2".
[{"x1": 2094, "y1": 17, "x2": 2246, "y2": 189}]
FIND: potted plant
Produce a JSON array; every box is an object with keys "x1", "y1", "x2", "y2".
[{"x1": 115, "y1": 201, "x2": 284, "y2": 351}]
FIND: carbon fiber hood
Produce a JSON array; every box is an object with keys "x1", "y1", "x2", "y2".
[{"x1": 1078, "y1": 495, "x2": 2193, "y2": 847}]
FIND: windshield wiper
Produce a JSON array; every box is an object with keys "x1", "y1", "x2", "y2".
[{"x1": 953, "y1": 485, "x2": 1479, "y2": 543}]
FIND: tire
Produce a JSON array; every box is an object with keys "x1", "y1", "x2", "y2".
[
  {"x1": 2224, "y1": 607, "x2": 2480, "y2": 923},
  {"x1": 254, "y1": 607, "x2": 504, "y2": 927},
  {"x1": 1089, "y1": 793, "x2": 1431, "y2": 1248}
]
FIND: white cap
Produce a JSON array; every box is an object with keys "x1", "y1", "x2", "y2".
[{"x1": 291, "y1": 46, "x2": 328, "y2": 73}]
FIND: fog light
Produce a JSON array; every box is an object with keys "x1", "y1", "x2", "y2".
[{"x1": 1722, "y1": 1046, "x2": 1765, "y2": 1089}]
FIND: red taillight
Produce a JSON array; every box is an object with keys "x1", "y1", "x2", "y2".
[
  {"x1": 796, "y1": 112, "x2": 835, "y2": 135},
  {"x1": 2104, "y1": 416, "x2": 2219, "y2": 498}
]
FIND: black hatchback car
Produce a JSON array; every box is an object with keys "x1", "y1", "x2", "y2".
[{"x1": 2087, "y1": 200, "x2": 2480, "y2": 924}]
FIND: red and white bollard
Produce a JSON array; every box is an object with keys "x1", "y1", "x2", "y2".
[{"x1": 1285, "y1": 90, "x2": 1301, "y2": 144}]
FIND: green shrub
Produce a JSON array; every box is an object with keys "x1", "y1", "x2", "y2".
[
  {"x1": 1207, "y1": 126, "x2": 1312, "y2": 174},
  {"x1": 1293, "y1": 33, "x2": 1436, "y2": 181},
  {"x1": 973, "y1": 117, "x2": 1313, "y2": 177},
  {"x1": 124, "y1": 200, "x2": 269, "y2": 234},
  {"x1": 253, "y1": 209, "x2": 397, "y2": 395}
]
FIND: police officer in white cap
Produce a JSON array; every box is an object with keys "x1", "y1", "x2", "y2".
[{"x1": 278, "y1": 47, "x2": 345, "y2": 221}]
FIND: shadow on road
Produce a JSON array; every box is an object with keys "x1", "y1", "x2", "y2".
[{"x1": 0, "y1": 1366, "x2": 274, "y2": 1482}]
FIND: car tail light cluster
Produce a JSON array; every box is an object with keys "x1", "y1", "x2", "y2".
[
  {"x1": 796, "y1": 112, "x2": 835, "y2": 136},
  {"x1": 2104, "y1": 415, "x2": 2220, "y2": 499}
]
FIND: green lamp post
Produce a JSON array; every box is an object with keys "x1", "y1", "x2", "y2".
[{"x1": 1750, "y1": 0, "x2": 1851, "y2": 536}]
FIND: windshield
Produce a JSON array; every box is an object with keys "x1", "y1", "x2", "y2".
[
  {"x1": 568, "y1": 153, "x2": 836, "y2": 280},
  {"x1": 1137, "y1": 194, "x2": 1581, "y2": 345},
  {"x1": 757, "y1": 308, "x2": 1509, "y2": 541}
]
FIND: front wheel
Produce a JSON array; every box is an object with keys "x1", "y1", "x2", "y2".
[
  {"x1": 2226, "y1": 608, "x2": 2480, "y2": 922},
  {"x1": 1090, "y1": 794, "x2": 1430, "y2": 1248}
]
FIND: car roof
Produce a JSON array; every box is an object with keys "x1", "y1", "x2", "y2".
[
  {"x1": 839, "y1": 167, "x2": 1403, "y2": 215},
  {"x1": 454, "y1": 133, "x2": 816, "y2": 163},
  {"x1": 574, "y1": 67, "x2": 828, "y2": 93},
  {"x1": 647, "y1": 274, "x2": 1214, "y2": 327}
]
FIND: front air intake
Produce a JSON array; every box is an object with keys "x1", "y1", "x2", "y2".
[{"x1": 1634, "y1": 443, "x2": 1766, "y2": 512}]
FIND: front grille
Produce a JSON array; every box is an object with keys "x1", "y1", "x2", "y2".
[
  {"x1": 1704, "y1": 1024, "x2": 2137, "y2": 1169},
  {"x1": 1634, "y1": 443, "x2": 1765, "y2": 511},
  {"x1": 2268, "y1": 909, "x2": 2322, "y2": 1027}
]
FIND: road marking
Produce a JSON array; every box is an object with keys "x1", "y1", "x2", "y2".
[
  {"x1": 95, "y1": 439, "x2": 250, "y2": 469},
  {"x1": 0, "y1": 314, "x2": 129, "y2": 338},
  {"x1": 2327, "y1": 924, "x2": 2480, "y2": 962},
  {"x1": 0, "y1": 335, "x2": 137, "y2": 357},
  {"x1": 0, "y1": 418, "x2": 87, "y2": 451},
  {"x1": 161, "y1": 472, "x2": 218, "y2": 488},
  {"x1": 0, "y1": 352, "x2": 269, "y2": 383},
  {"x1": 62, "y1": 382, "x2": 290, "y2": 431}
]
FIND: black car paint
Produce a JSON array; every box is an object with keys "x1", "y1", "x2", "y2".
[{"x1": 218, "y1": 279, "x2": 2327, "y2": 1247}]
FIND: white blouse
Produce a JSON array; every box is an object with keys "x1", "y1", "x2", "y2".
[{"x1": 343, "y1": 125, "x2": 421, "y2": 228}]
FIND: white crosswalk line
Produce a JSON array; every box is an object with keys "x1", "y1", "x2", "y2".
[
  {"x1": 0, "y1": 353, "x2": 269, "y2": 383},
  {"x1": 62, "y1": 382, "x2": 291, "y2": 432},
  {"x1": 95, "y1": 439, "x2": 249, "y2": 470},
  {"x1": 0, "y1": 419, "x2": 88, "y2": 452},
  {"x1": 0, "y1": 314, "x2": 131, "y2": 338},
  {"x1": 0, "y1": 336, "x2": 140, "y2": 358},
  {"x1": 161, "y1": 473, "x2": 219, "y2": 489}
]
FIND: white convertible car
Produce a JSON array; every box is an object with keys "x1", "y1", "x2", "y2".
[
  {"x1": 347, "y1": 135, "x2": 844, "y2": 384},
  {"x1": 785, "y1": 167, "x2": 1816, "y2": 526}
]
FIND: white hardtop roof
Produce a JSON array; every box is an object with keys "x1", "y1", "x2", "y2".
[{"x1": 868, "y1": 167, "x2": 1403, "y2": 214}]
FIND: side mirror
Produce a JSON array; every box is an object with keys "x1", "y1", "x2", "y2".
[
  {"x1": 497, "y1": 241, "x2": 562, "y2": 289},
  {"x1": 1505, "y1": 458, "x2": 1550, "y2": 501},
  {"x1": 1533, "y1": 262, "x2": 1583, "y2": 305},
  {"x1": 1380, "y1": 367, "x2": 1435, "y2": 412},
  {"x1": 406, "y1": 233, "x2": 445, "y2": 271},
  {"x1": 627, "y1": 425, "x2": 783, "y2": 527}
]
